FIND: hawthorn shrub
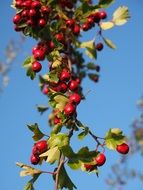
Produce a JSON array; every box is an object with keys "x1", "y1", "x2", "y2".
[{"x1": 11, "y1": 0, "x2": 130, "y2": 189}]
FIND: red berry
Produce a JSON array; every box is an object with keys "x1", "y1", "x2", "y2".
[
  {"x1": 31, "y1": 1, "x2": 41, "y2": 9},
  {"x1": 41, "y1": 6, "x2": 51, "y2": 14},
  {"x1": 55, "y1": 33, "x2": 64, "y2": 43},
  {"x1": 32, "y1": 61, "x2": 42, "y2": 72},
  {"x1": 15, "y1": 0, "x2": 23, "y2": 8},
  {"x1": 59, "y1": 82, "x2": 68, "y2": 93},
  {"x1": 21, "y1": 10, "x2": 29, "y2": 18},
  {"x1": 22, "y1": 0, "x2": 32, "y2": 9},
  {"x1": 66, "y1": 19, "x2": 75, "y2": 28},
  {"x1": 99, "y1": 10, "x2": 107, "y2": 19},
  {"x1": 116, "y1": 143, "x2": 129, "y2": 154},
  {"x1": 64, "y1": 103, "x2": 76, "y2": 116},
  {"x1": 82, "y1": 23, "x2": 90, "y2": 31},
  {"x1": 35, "y1": 140, "x2": 47, "y2": 154},
  {"x1": 96, "y1": 43, "x2": 104, "y2": 51},
  {"x1": 13, "y1": 14, "x2": 21, "y2": 24},
  {"x1": 32, "y1": 146, "x2": 38, "y2": 155},
  {"x1": 26, "y1": 19, "x2": 35, "y2": 27},
  {"x1": 49, "y1": 41, "x2": 55, "y2": 50},
  {"x1": 84, "y1": 164, "x2": 95, "y2": 171},
  {"x1": 30, "y1": 154, "x2": 40, "y2": 165},
  {"x1": 69, "y1": 80, "x2": 79, "y2": 91},
  {"x1": 60, "y1": 69, "x2": 71, "y2": 82},
  {"x1": 87, "y1": 17, "x2": 94, "y2": 25},
  {"x1": 73, "y1": 24, "x2": 80, "y2": 35},
  {"x1": 32, "y1": 46, "x2": 38, "y2": 54},
  {"x1": 33, "y1": 49, "x2": 45, "y2": 60},
  {"x1": 54, "y1": 117, "x2": 61, "y2": 125},
  {"x1": 29, "y1": 9, "x2": 37, "y2": 17},
  {"x1": 95, "y1": 153, "x2": 106, "y2": 166},
  {"x1": 42, "y1": 86, "x2": 49, "y2": 95},
  {"x1": 69, "y1": 93, "x2": 81, "y2": 105},
  {"x1": 92, "y1": 12, "x2": 101, "y2": 23},
  {"x1": 38, "y1": 18, "x2": 46, "y2": 27}
]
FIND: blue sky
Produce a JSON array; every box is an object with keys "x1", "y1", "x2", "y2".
[{"x1": 0, "y1": 0, "x2": 143, "y2": 190}]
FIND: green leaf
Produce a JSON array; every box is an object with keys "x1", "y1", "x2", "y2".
[
  {"x1": 68, "y1": 160, "x2": 81, "y2": 170},
  {"x1": 98, "y1": 0, "x2": 115, "y2": 8},
  {"x1": 24, "y1": 182, "x2": 34, "y2": 190},
  {"x1": 27, "y1": 123, "x2": 44, "y2": 141},
  {"x1": 23, "y1": 56, "x2": 36, "y2": 80},
  {"x1": 88, "y1": 73, "x2": 99, "y2": 83},
  {"x1": 103, "y1": 37, "x2": 116, "y2": 49},
  {"x1": 40, "y1": 146, "x2": 60, "y2": 164},
  {"x1": 54, "y1": 94, "x2": 69, "y2": 111},
  {"x1": 77, "y1": 147, "x2": 99, "y2": 162},
  {"x1": 48, "y1": 133, "x2": 69, "y2": 149},
  {"x1": 112, "y1": 6, "x2": 130, "y2": 26},
  {"x1": 105, "y1": 128, "x2": 126, "y2": 150},
  {"x1": 55, "y1": 165, "x2": 77, "y2": 190},
  {"x1": 78, "y1": 127, "x2": 89, "y2": 140},
  {"x1": 79, "y1": 40, "x2": 97, "y2": 59},
  {"x1": 36, "y1": 105, "x2": 49, "y2": 115},
  {"x1": 100, "y1": 22, "x2": 114, "y2": 30},
  {"x1": 86, "y1": 62, "x2": 97, "y2": 70}
]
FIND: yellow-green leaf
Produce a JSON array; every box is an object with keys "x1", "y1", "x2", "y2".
[
  {"x1": 103, "y1": 38, "x2": 116, "y2": 49},
  {"x1": 54, "y1": 95, "x2": 69, "y2": 111},
  {"x1": 100, "y1": 22, "x2": 114, "y2": 30},
  {"x1": 16, "y1": 162, "x2": 42, "y2": 177},
  {"x1": 112, "y1": 6, "x2": 130, "y2": 26}
]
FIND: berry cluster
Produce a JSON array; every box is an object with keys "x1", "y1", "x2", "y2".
[
  {"x1": 13, "y1": 0, "x2": 50, "y2": 31},
  {"x1": 30, "y1": 140, "x2": 47, "y2": 165}
]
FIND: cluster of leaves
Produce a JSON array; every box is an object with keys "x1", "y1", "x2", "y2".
[{"x1": 12, "y1": 0, "x2": 130, "y2": 189}]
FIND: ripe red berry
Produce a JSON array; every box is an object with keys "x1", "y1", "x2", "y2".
[
  {"x1": 41, "y1": 6, "x2": 51, "y2": 14},
  {"x1": 69, "y1": 93, "x2": 81, "y2": 105},
  {"x1": 38, "y1": 18, "x2": 47, "y2": 27},
  {"x1": 95, "y1": 153, "x2": 106, "y2": 166},
  {"x1": 35, "y1": 140, "x2": 47, "y2": 154},
  {"x1": 30, "y1": 154, "x2": 40, "y2": 165},
  {"x1": 66, "y1": 19, "x2": 75, "y2": 28},
  {"x1": 54, "y1": 117, "x2": 61, "y2": 125},
  {"x1": 87, "y1": 17, "x2": 94, "y2": 25},
  {"x1": 69, "y1": 80, "x2": 79, "y2": 91},
  {"x1": 29, "y1": 9, "x2": 37, "y2": 17},
  {"x1": 59, "y1": 82, "x2": 68, "y2": 93},
  {"x1": 49, "y1": 41, "x2": 55, "y2": 50},
  {"x1": 64, "y1": 103, "x2": 76, "y2": 116},
  {"x1": 31, "y1": 1, "x2": 41, "y2": 9},
  {"x1": 32, "y1": 61, "x2": 42, "y2": 72},
  {"x1": 26, "y1": 19, "x2": 35, "y2": 27},
  {"x1": 13, "y1": 14, "x2": 21, "y2": 24},
  {"x1": 21, "y1": 10, "x2": 29, "y2": 18},
  {"x1": 15, "y1": 0, "x2": 23, "y2": 9},
  {"x1": 84, "y1": 164, "x2": 95, "y2": 171},
  {"x1": 55, "y1": 33, "x2": 64, "y2": 43},
  {"x1": 22, "y1": 0, "x2": 32, "y2": 9},
  {"x1": 82, "y1": 23, "x2": 90, "y2": 31},
  {"x1": 33, "y1": 49, "x2": 45, "y2": 61},
  {"x1": 60, "y1": 69, "x2": 71, "y2": 82},
  {"x1": 96, "y1": 43, "x2": 104, "y2": 51},
  {"x1": 116, "y1": 143, "x2": 129, "y2": 154},
  {"x1": 92, "y1": 12, "x2": 101, "y2": 23},
  {"x1": 99, "y1": 10, "x2": 107, "y2": 19},
  {"x1": 73, "y1": 24, "x2": 80, "y2": 36},
  {"x1": 42, "y1": 86, "x2": 49, "y2": 95}
]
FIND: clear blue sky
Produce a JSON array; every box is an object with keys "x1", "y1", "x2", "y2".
[{"x1": 0, "y1": 0, "x2": 143, "y2": 190}]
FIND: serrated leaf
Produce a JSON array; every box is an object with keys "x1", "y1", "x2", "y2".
[
  {"x1": 103, "y1": 38, "x2": 116, "y2": 49},
  {"x1": 56, "y1": 165, "x2": 77, "y2": 190},
  {"x1": 77, "y1": 147, "x2": 99, "y2": 162},
  {"x1": 48, "y1": 133, "x2": 69, "y2": 149},
  {"x1": 98, "y1": 0, "x2": 115, "y2": 8},
  {"x1": 16, "y1": 162, "x2": 42, "y2": 177},
  {"x1": 112, "y1": 6, "x2": 130, "y2": 26},
  {"x1": 40, "y1": 146, "x2": 60, "y2": 164},
  {"x1": 27, "y1": 123, "x2": 44, "y2": 141},
  {"x1": 105, "y1": 128, "x2": 126, "y2": 150},
  {"x1": 68, "y1": 160, "x2": 81, "y2": 170},
  {"x1": 79, "y1": 40, "x2": 97, "y2": 59},
  {"x1": 54, "y1": 94, "x2": 69, "y2": 111},
  {"x1": 78, "y1": 127, "x2": 89, "y2": 140},
  {"x1": 100, "y1": 22, "x2": 114, "y2": 30},
  {"x1": 36, "y1": 105, "x2": 49, "y2": 115}
]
